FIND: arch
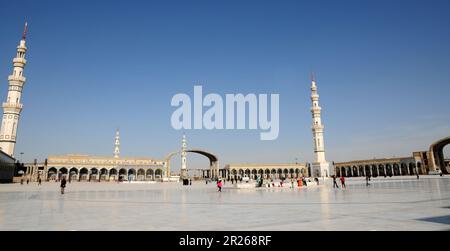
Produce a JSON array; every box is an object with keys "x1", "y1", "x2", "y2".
[
  {"x1": 393, "y1": 163, "x2": 400, "y2": 176},
  {"x1": 245, "y1": 169, "x2": 251, "y2": 178},
  {"x1": 378, "y1": 164, "x2": 385, "y2": 177},
  {"x1": 137, "y1": 169, "x2": 145, "y2": 181},
  {"x1": 257, "y1": 169, "x2": 264, "y2": 179},
  {"x1": 408, "y1": 163, "x2": 416, "y2": 175},
  {"x1": 400, "y1": 163, "x2": 408, "y2": 176},
  {"x1": 344, "y1": 166, "x2": 351, "y2": 177},
  {"x1": 48, "y1": 167, "x2": 57, "y2": 181},
  {"x1": 230, "y1": 169, "x2": 237, "y2": 179},
  {"x1": 289, "y1": 168, "x2": 295, "y2": 178},
  {"x1": 146, "y1": 169, "x2": 154, "y2": 180},
  {"x1": 429, "y1": 136, "x2": 450, "y2": 174},
  {"x1": 238, "y1": 169, "x2": 244, "y2": 179},
  {"x1": 90, "y1": 168, "x2": 98, "y2": 181},
  {"x1": 386, "y1": 164, "x2": 393, "y2": 177},
  {"x1": 358, "y1": 166, "x2": 365, "y2": 177},
  {"x1": 364, "y1": 165, "x2": 371, "y2": 176},
  {"x1": 100, "y1": 168, "x2": 108, "y2": 181},
  {"x1": 155, "y1": 169, "x2": 163, "y2": 179},
  {"x1": 270, "y1": 169, "x2": 276, "y2": 178},
  {"x1": 109, "y1": 169, "x2": 118, "y2": 181},
  {"x1": 417, "y1": 162, "x2": 423, "y2": 175},
  {"x1": 352, "y1": 166, "x2": 358, "y2": 177},
  {"x1": 119, "y1": 168, "x2": 127, "y2": 181},
  {"x1": 277, "y1": 169, "x2": 282, "y2": 179},
  {"x1": 68, "y1": 167, "x2": 78, "y2": 181},
  {"x1": 127, "y1": 169, "x2": 136, "y2": 181},
  {"x1": 335, "y1": 167, "x2": 341, "y2": 177},
  {"x1": 58, "y1": 167, "x2": 68, "y2": 180},
  {"x1": 371, "y1": 165, "x2": 378, "y2": 177},
  {"x1": 79, "y1": 168, "x2": 89, "y2": 181},
  {"x1": 165, "y1": 148, "x2": 219, "y2": 179}
]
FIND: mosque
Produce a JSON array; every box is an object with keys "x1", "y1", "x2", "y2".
[{"x1": 0, "y1": 23, "x2": 448, "y2": 183}]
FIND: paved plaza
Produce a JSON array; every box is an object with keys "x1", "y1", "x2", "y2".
[{"x1": 0, "y1": 176, "x2": 449, "y2": 231}]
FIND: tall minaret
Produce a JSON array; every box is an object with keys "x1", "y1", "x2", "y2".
[
  {"x1": 310, "y1": 73, "x2": 331, "y2": 177},
  {"x1": 114, "y1": 129, "x2": 120, "y2": 158},
  {"x1": 0, "y1": 23, "x2": 29, "y2": 157},
  {"x1": 181, "y1": 134, "x2": 187, "y2": 178}
]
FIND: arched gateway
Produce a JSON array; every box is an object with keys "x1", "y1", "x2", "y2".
[
  {"x1": 429, "y1": 136, "x2": 450, "y2": 174},
  {"x1": 165, "y1": 149, "x2": 219, "y2": 179}
]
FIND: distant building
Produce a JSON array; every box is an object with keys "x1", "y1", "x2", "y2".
[
  {"x1": 334, "y1": 136, "x2": 450, "y2": 177},
  {"x1": 23, "y1": 130, "x2": 167, "y2": 182},
  {"x1": 222, "y1": 163, "x2": 309, "y2": 180}
]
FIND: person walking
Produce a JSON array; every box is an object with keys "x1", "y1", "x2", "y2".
[
  {"x1": 365, "y1": 175, "x2": 370, "y2": 186},
  {"x1": 332, "y1": 175, "x2": 339, "y2": 188},
  {"x1": 26, "y1": 179, "x2": 29, "y2": 185},
  {"x1": 340, "y1": 176, "x2": 346, "y2": 188},
  {"x1": 217, "y1": 179, "x2": 223, "y2": 192},
  {"x1": 60, "y1": 177, "x2": 67, "y2": 194},
  {"x1": 189, "y1": 179, "x2": 192, "y2": 186},
  {"x1": 38, "y1": 177, "x2": 42, "y2": 186}
]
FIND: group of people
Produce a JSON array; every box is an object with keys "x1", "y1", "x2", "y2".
[
  {"x1": 332, "y1": 175, "x2": 346, "y2": 188},
  {"x1": 20, "y1": 177, "x2": 42, "y2": 185},
  {"x1": 230, "y1": 177, "x2": 244, "y2": 184}
]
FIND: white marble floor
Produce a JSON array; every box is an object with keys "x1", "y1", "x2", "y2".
[{"x1": 0, "y1": 176, "x2": 449, "y2": 231}]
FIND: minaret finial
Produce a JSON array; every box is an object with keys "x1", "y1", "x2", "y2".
[
  {"x1": 311, "y1": 72, "x2": 316, "y2": 82},
  {"x1": 22, "y1": 22, "x2": 28, "y2": 41}
]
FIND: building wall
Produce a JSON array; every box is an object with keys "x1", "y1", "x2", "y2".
[
  {"x1": 334, "y1": 157, "x2": 419, "y2": 177},
  {"x1": 24, "y1": 154, "x2": 167, "y2": 182},
  {"x1": 0, "y1": 150, "x2": 15, "y2": 183},
  {"x1": 223, "y1": 163, "x2": 309, "y2": 179}
]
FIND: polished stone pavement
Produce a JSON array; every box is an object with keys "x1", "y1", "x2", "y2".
[{"x1": 0, "y1": 176, "x2": 449, "y2": 231}]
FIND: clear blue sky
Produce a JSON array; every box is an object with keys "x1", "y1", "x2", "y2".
[{"x1": 0, "y1": 0, "x2": 449, "y2": 169}]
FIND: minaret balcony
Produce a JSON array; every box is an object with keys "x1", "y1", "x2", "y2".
[
  {"x1": 310, "y1": 107, "x2": 322, "y2": 112},
  {"x1": 13, "y1": 58, "x2": 27, "y2": 65},
  {"x1": 2, "y1": 102, "x2": 23, "y2": 110},
  {"x1": 312, "y1": 125, "x2": 324, "y2": 130},
  {"x1": 8, "y1": 75, "x2": 26, "y2": 83}
]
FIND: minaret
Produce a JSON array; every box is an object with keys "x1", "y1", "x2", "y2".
[
  {"x1": 114, "y1": 129, "x2": 120, "y2": 158},
  {"x1": 310, "y1": 73, "x2": 330, "y2": 177},
  {"x1": 181, "y1": 134, "x2": 187, "y2": 178},
  {"x1": 0, "y1": 23, "x2": 29, "y2": 157}
]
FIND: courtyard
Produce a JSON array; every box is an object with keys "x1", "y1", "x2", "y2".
[{"x1": 0, "y1": 176, "x2": 449, "y2": 231}]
